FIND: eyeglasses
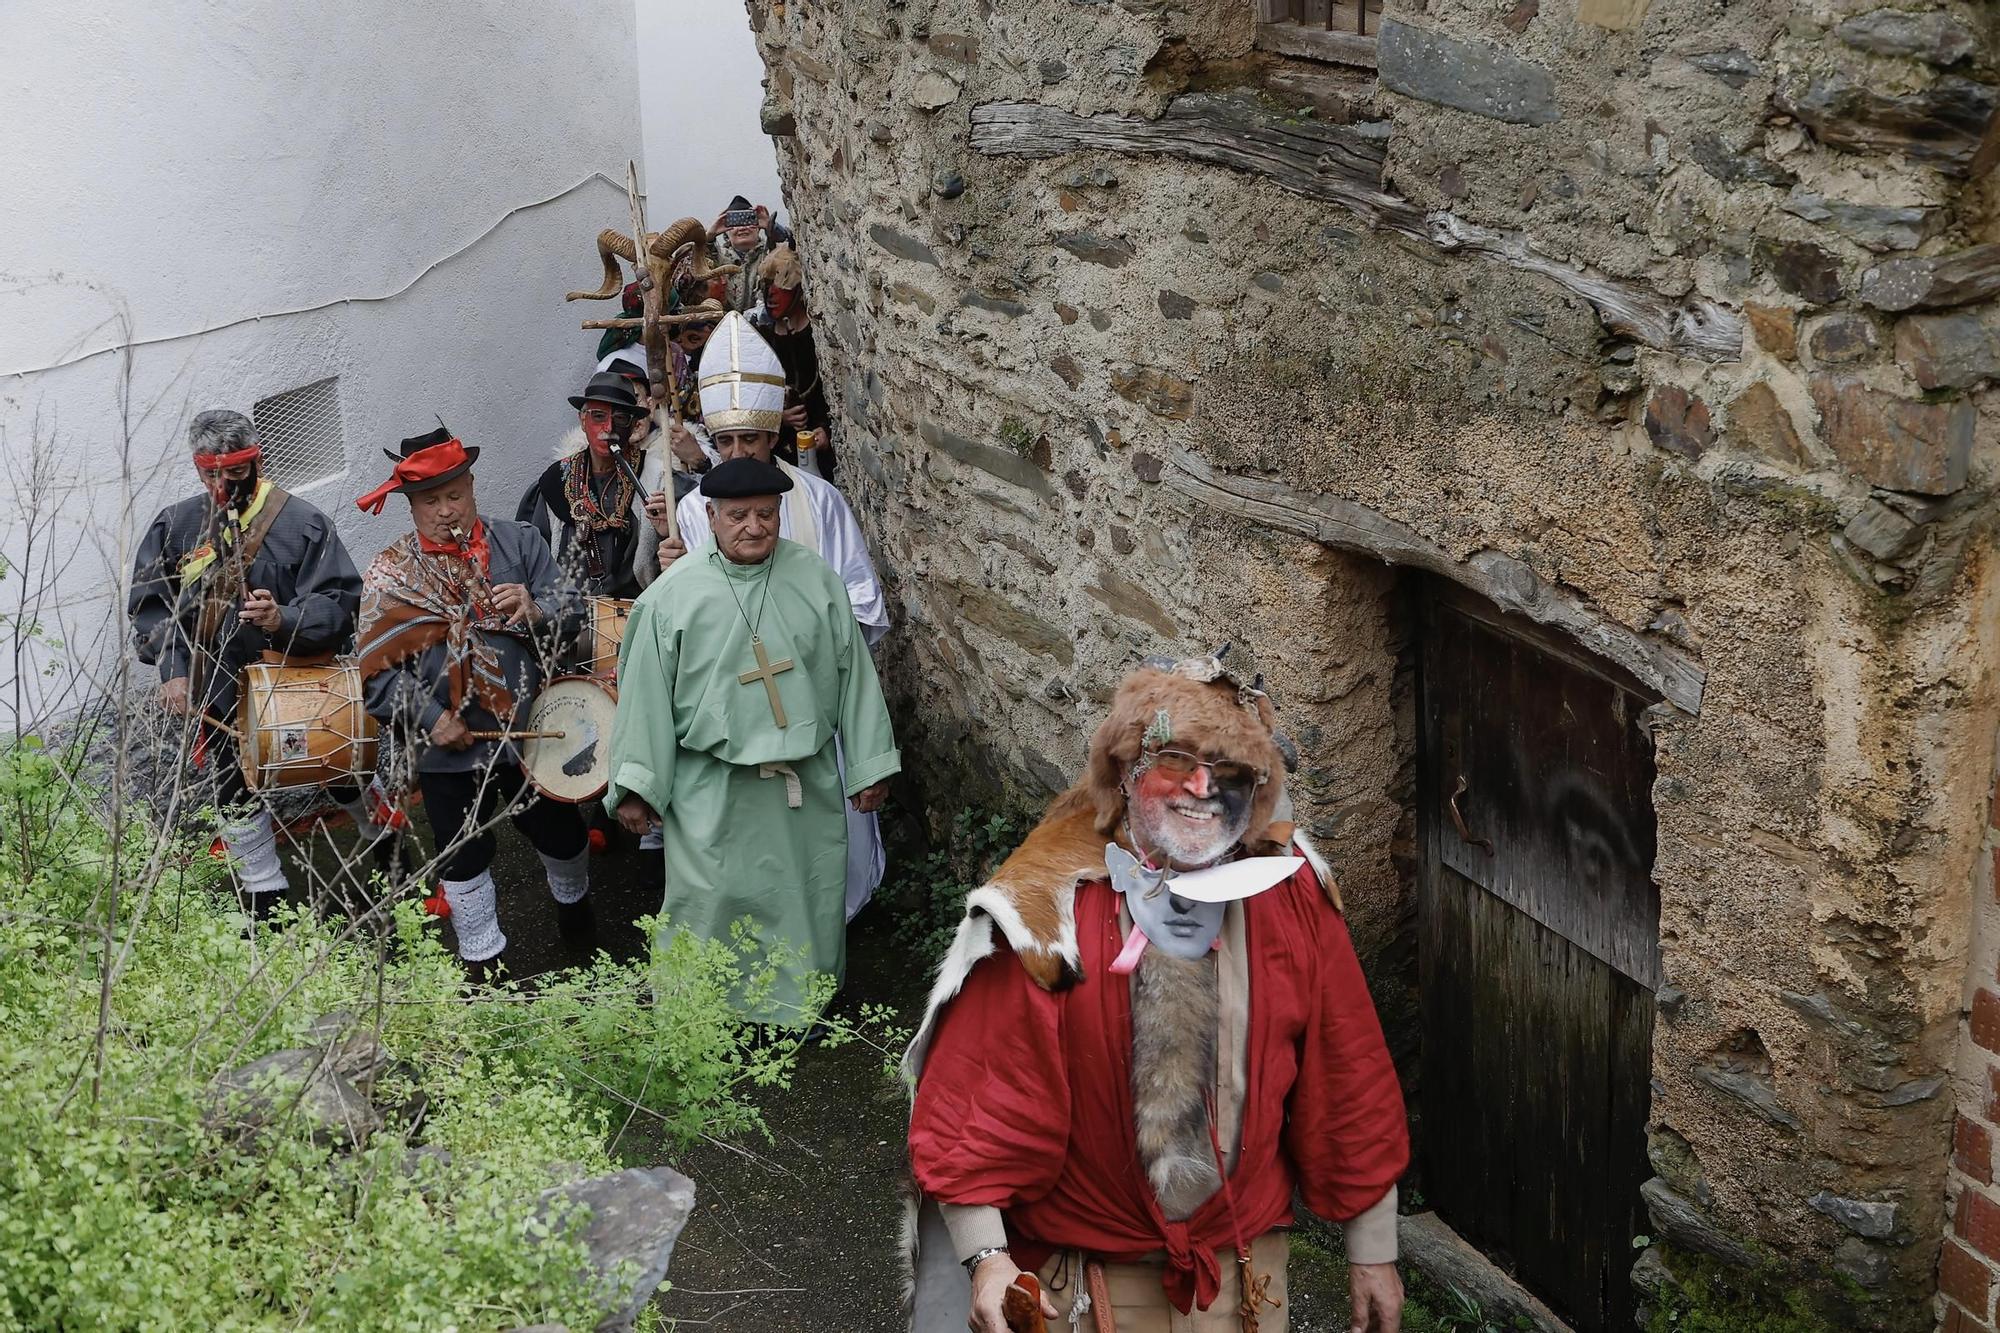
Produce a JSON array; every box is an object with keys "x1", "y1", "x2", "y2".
[
  {"x1": 1144, "y1": 749, "x2": 1265, "y2": 791},
  {"x1": 582, "y1": 407, "x2": 640, "y2": 428}
]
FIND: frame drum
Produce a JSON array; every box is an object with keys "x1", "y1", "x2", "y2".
[
  {"x1": 239, "y1": 661, "x2": 379, "y2": 790},
  {"x1": 585, "y1": 597, "x2": 633, "y2": 679},
  {"x1": 520, "y1": 676, "x2": 618, "y2": 804}
]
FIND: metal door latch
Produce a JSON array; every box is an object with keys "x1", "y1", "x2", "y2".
[{"x1": 1449, "y1": 775, "x2": 1494, "y2": 854}]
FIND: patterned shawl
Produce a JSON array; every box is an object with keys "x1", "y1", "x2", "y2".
[{"x1": 356, "y1": 527, "x2": 515, "y2": 720}]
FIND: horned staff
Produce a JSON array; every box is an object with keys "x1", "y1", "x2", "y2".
[{"x1": 623, "y1": 161, "x2": 680, "y2": 545}]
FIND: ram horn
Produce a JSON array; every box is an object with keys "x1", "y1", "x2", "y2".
[
  {"x1": 564, "y1": 228, "x2": 640, "y2": 302},
  {"x1": 646, "y1": 217, "x2": 707, "y2": 266}
]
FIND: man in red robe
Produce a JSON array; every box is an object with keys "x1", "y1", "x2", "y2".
[{"x1": 906, "y1": 654, "x2": 1409, "y2": 1332}]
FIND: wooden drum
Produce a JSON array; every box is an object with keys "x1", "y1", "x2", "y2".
[
  {"x1": 238, "y1": 661, "x2": 379, "y2": 791},
  {"x1": 585, "y1": 596, "x2": 633, "y2": 679}
]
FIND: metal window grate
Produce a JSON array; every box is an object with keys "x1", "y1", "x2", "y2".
[{"x1": 252, "y1": 377, "x2": 346, "y2": 488}]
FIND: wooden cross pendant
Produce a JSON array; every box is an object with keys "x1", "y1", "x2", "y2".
[{"x1": 738, "y1": 634, "x2": 795, "y2": 728}]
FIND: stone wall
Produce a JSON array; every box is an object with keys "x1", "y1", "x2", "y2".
[{"x1": 748, "y1": 0, "x2": 2000, "y2": 1323}]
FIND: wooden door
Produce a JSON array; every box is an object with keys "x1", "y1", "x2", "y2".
[{"x1": 1415, "y1": 583, "x2": 1660, "y2": 1333}]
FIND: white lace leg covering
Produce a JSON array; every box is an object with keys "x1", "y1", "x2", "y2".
[
  {"x1": 222, "y1": 810, "x2": 289, "y2": 897},
  {"x1": 442, "y1": 870, "x2": 507, "y2": 961},
  {"x1": 541, "y1": 848, "x2": 590, "y2": 905},
  {"x1": 334, "y1": 794, "x2": 392, "y2": 843}
]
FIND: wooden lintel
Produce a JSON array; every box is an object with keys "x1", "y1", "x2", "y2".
[
  {"x1": 970, "y1": 96, "x2": 1742, "y2": 361},
  {"x1": 1163, "y1": 446, "x2": 1706, "y2": 714},
  {"x1": 1253, "y1": 21, "x2": 1379, "y2": 69}
]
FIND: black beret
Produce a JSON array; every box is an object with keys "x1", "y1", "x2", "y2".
[{"x1": 700, "y1": 456, "x2": 793, "y2": 499}]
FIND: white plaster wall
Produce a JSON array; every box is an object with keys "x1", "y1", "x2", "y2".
[
  {"x1": 635, "y1": 0, "x2": 785, "y2": 228},
  {"x1": 0, "y1": 0, "x2": 642, "y2": 729}
]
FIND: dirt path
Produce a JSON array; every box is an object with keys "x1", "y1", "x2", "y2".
[{"x1": 642, "y1": 916, "x2": 920, "y2": 1331}]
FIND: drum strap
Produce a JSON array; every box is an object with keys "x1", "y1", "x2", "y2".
[{"x1": 189, "y1": 488, "x2": 292, "y2": 702}]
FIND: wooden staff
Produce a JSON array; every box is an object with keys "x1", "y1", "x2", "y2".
[
  {"x1": 466, "y1": 729, "x2": 567, "y2": 741},
  {"x1": 625, "y1": 161, "x2": 680, "y2": 544},
  {"x1": 581, "y1": 310, "x2": 726, "y2": 330}
]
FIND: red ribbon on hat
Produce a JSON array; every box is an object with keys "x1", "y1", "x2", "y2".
[
  {"x1": 193, "y1": 445, "x2": 262, "y2": 469},
  {"x1": 355, "y1": 439, "x2": 470, "y2": 514}
]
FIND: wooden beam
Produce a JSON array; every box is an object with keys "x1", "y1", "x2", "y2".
[
  {"x1": 1253, "y1": 21, "x2": 1378, "y2": 69},
  {"x1": 1163, "y1": 446, "x2": 1707, "y2": 714},
  {"x1": 969, "y1": 96, "x2": 1742, "y2": 361}
]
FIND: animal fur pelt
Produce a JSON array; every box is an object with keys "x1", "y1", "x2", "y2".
[
  {"x1": 1131, "y1": 948, "x2": 1222, "y2": 1220},
  {"x1": 902, "y1": 793, "x2": 1335, "y2": 1083},
  {"x1": 757, "y1": 241, "x2": 804, "y2": 292}
]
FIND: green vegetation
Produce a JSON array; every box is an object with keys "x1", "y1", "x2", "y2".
[
  {"x1": 1641, "y1": 1251, "x2": 1842, "y2": 1333},
  {"x1": 0, "y1": 738, "x2": 823, "y2": 1331},
  {"x1": 879, "y1": 806, "x2": 1029, "y2": 964}
]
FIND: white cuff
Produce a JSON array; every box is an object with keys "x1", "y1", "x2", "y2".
[
  {"x1": 1341, "y1": 1185, "x2": 1399, "y2": 1266},
  {"x1": 222, "y1": 810, "x2": 289, "y2": 896},
  {"x1": 443, "y1": 870, "x2": 506, "y2": 961},
  {"x1": 940, "y1": 1203, "x2": 1008, "y2": 1264},
  {"x1": 540, "y1": 847, "x2": 590, "y2": 904}
]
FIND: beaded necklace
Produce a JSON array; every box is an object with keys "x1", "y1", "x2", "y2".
[{"x1": 563, "y1": 451, "x2": 634, "y2": 534}]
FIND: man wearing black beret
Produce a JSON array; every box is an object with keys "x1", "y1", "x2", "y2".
[{"x1": 604, "y1": 456, "x2": 901, "y2": 1022}]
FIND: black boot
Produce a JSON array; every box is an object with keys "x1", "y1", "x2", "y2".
[
  {"x1": 242, "y1": 890, "x2": 283, "y2": 926},
  {"x1": 464, "y1": 953, "x2": 507, "y2": 987},
  {"x1": 555, "y1": 894, "x2": 596, "y2": 944}
]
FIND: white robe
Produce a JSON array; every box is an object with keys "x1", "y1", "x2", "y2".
[{"x1": 674, "y1": 460, "x2": 891, "y2": 919}]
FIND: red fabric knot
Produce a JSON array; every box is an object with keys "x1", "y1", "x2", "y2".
[
  {"x1": 1158, "y1": 1221, "x2": 1223, "y2": 1315},
  {"x1": 355, "y1": 439, "x2": 470, "y2": 514}
]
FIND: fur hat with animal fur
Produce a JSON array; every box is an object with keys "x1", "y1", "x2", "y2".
[
  {"x1": 755, "y1": 242, "x2": 804, "y2": 295},
  {"x1": 1063, "y1": 652, "x2": 1288, "y2": 842}
]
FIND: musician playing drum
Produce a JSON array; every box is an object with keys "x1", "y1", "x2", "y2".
[
  {"x1": 129, "y1": 409, "x2": 389, "y2": 921},
  {"x1": 353, "y1": 426, "x2": 594, "y2": 979}
]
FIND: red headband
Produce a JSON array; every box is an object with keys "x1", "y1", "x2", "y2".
[
  {"x1": 194, "y1": 445, "x2": 262, "y2": 469},
  {"x1": 355, "y1": 439, "x2": 470, "y2": 515}
]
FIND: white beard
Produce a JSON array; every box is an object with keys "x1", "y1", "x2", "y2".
[{"x1": 1129, "y1": 793, "x2": 1249, "y2": 869}]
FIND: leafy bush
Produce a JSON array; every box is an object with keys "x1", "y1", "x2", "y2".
[
  {"x1": 0, "y1": 739, "x2": 818, "y2": 1331},
  {"x1": 878, "y1": 806, "x2": 1028, "y2": 963}
]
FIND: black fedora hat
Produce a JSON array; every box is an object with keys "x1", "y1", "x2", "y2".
[
  {"x1": 567, "y1": 372, "x2": 641, "y2": 412},
  {"x1": 381, "y1": 425, "x2": 478, "y2": 491},
  {"x1": 357, "y1": 425, "x2": 479, "y2": 512}
]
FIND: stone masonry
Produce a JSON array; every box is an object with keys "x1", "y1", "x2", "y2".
[{"x1": 747, "y1": 0, "x2": 1999, "y2": 1325}]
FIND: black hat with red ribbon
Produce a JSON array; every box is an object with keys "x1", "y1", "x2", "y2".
[{"x1": 356, "y1": 425, "x2": 479, "y2": 513}]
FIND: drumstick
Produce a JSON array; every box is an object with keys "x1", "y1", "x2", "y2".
[
  {"x1": 466, "y1": 729, "x2": 568, "y2": 741},
  {"x1": 200, "y1": 712, "x2": 244, "y2": 740}
]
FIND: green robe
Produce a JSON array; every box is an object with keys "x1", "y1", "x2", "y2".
[{"x1": 605, "y1": 539, "x2": 900, "y2": 1021}]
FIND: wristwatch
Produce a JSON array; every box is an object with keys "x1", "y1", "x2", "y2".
[{"x1": 963, "y1": 1246, "x2": 1007, "y2": 1275}]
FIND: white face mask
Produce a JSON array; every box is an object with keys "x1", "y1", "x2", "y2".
[{"x1": 1107, "y1": 844, "x2": 1227, "y2": 960}]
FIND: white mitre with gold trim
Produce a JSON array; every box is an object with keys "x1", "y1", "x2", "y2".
[{"x1": 697, "y1": 311, "x2": 787, "y2": 433}]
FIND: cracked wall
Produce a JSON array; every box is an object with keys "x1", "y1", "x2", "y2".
[{"x1": 747, "y1": 0, "x2": 2000, "y2": 1325}]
